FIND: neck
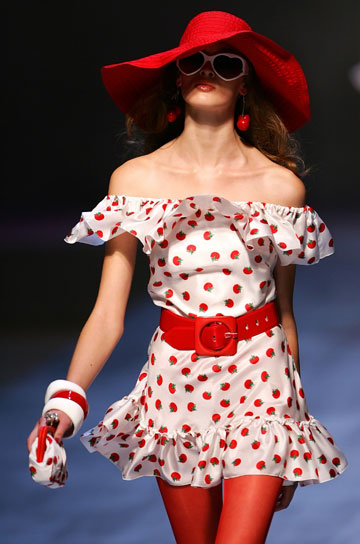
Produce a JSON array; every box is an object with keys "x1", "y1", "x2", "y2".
[{"x1": 171, "y1": 109, "x2": 249, "y2": 170}]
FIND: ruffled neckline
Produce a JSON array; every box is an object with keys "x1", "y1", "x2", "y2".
[
  {"x1": 114, "y1": 194, "x2": 308, "y2": 212},
  {"x1": 65, "y1": 192, "x2": 335, "y2": 265}
]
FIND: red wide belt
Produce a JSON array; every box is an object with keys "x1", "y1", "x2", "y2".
[{"x1": 160, "y1": 300, "x2": 280, "y2": 356}]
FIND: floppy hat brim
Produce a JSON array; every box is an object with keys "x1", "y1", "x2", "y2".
[{"x1": 101, "y1": 27, "x2": 310, "y2": 133}]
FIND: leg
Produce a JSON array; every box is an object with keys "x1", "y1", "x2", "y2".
[
  {"x1": 156, "y1": 476, "x2": 223, "y2": 544},
  {"x1": 216, "y1": 475, "x2": 283, "y2": 544}
]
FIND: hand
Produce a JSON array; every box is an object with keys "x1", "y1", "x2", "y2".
[
  {"x1": 274, "y1": 482, "x2": 298, "y2": 512},
  {"x1": 27, "y1": 410, "x2": 73, "y2": 452}
]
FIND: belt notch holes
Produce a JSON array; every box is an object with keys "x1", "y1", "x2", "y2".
[
  {"x1": 255, "y1": 319, "x2": 259, "y2": 326},
  {"x1": 245, "y1": 323, "x2": 249, "y2": 330},
  {"x1": 265, "y1": 315, "x2": 269, "y2": 322}
]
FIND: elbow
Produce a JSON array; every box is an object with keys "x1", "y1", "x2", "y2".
[
  {"x1": 89, "y1": 307, "x2": 125, "y2": 341},
  {"x1": 275, "y1": 298, "x2": 295, "y2": 323},
  {"x1": 110, "y1": 322, "x2": 125, "y2": 343},
  {"x1": 107, "y1": 319, "x2": 125, "y2": 342}
]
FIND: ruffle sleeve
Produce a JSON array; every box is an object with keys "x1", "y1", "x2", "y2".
[
  {"x1": 238, "y1": 202, "x2": 335, "y2": 266},
  {"x1": 64, "y1": 194, "x2": 173, "y2": 254}
]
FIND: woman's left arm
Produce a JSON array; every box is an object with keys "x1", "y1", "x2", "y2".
[
  {"x1": 273, "y1": 261, "x2": 301, "y2": 377},
  {"x1": 273, "y1": 260, "x2": 302, "y2": 509},
  {"x1": 270, "y1": 168, "x2": 307, "y2": 377}
]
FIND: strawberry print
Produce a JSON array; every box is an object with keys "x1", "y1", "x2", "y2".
[
  {"x1": 210, "y1": 251, "x2": 220, "y2": 261},
  {"x1": 69, "y1": 194, "x2": 347, "y2": 488}
]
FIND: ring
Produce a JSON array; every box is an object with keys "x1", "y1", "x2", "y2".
[{"x1": 44, "y1": 411, "x2": 60, "y2": 427}]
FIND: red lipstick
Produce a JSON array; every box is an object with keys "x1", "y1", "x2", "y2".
[{"x1": 194, "y1": 81, "x2": 215, "y2": 91}]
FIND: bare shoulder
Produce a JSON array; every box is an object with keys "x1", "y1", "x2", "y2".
[
  {"x1": 264, "y1": 165, "x2": 307, "y2": 208},
  {"x1": 108, "y1": 156, "x2": 154, "y2": 196}
]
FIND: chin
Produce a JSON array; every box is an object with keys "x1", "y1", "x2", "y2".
[
  {"x1": 187, "y1": 99, "x2": 233, "y2": 114},
  {"x1": 185, "y1": 88, "x2": 234, "y2": 107}
]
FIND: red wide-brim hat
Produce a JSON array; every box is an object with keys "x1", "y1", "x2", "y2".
[{"x1": 101, "y1": 11, "x2": 310, "y2": 133}]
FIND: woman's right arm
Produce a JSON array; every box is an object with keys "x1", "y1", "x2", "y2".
[
  {"x1": 27, "y1": 167, "x2": 139, "y2": 449},
  {"x1": 65, "y1": 229, "x2": 138, "y2": 391}
]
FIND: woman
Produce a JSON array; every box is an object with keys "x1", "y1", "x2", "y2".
[{"x1": 27, "y1": 11, "x2": 348, "y2": 544}]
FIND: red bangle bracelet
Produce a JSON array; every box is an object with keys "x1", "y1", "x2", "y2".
[{"x1": 51, "y1": 390, "x2": 89, "y2": 419}]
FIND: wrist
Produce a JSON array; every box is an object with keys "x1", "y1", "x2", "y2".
[
  {"x1": 42, "y1": 380, "x2": 89, "y2": 438},
  {"x1": 44, "y1": 379, "x2": 87, "y2": 404}
]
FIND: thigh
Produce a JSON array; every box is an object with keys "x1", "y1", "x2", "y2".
[
  {"x1": 156, "y1": 476, "x2": 223, "y2": 544},
  {"x1": 216, "y1": 475, "x2": 283, "y2": 544}
]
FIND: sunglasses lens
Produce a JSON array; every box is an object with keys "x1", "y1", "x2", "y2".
[
  {"x1": 178, "y1": 52, "x2": 204, "y2": 75},
  {"x1": 213, "y1": 55, "x2": 244, "y2": 79}
]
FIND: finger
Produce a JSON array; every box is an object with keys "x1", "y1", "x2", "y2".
[
  {"x1": 26, "y1": 426, "x2": 38, "y2": 452},
  {"x1": 53, "y1": 417, "x2": 72, "y2": 442},
  {"x1": 274, "y1": 485, "x2": 297, "y2": 511},
  {"x1": 26, "y1": 418, "x2": 44, "y2": 452},
  {"x1": 274, "y1": 492, "x2": 285, "y2": 512}
]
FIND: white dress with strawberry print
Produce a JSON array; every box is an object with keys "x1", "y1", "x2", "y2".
[{"x1": 65, "y1": 194, "x2": 348, "y2": 488}]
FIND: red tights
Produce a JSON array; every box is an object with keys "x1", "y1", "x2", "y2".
[{"x1": 156, "y1": 475, "x2": 283, "y2": 544}]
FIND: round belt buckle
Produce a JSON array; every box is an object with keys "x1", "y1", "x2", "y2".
[
  {"x1": 194, "y1": 316, "x2": 238, "y2": 356},
  {"x1": 200, "y1": 321, "x2": 231, "y2": 350}
]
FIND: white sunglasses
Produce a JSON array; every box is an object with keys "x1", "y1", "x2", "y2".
[{"x1": 176, "y1": 51, "x2": 249, "y2": 81}]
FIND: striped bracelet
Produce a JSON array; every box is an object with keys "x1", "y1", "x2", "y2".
[{"x1": 42, "y1": 380, "x2": 89, "y2": 438}]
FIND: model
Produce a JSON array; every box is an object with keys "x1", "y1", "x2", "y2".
[{"x1": 27, "y1": 10, "x2": 348, "y2": 544}]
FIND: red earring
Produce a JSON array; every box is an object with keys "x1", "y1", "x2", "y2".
[
  {"x1": 236, "y1": 94, "x2": 250, "y2": 131},
  {"x1": 166, "y1": 105, "x2": 182, "y2": 123},
  {"x1": 167, "y1": 87, "x2": 182, "y2": 122}
]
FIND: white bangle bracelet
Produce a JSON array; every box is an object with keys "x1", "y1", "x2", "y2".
[
  {"x1": 44, "y1": 380, "x2": 87, "y2": 404},
  {"x1": 42, "y1": 398, "x2": 84, "y2": 438}
]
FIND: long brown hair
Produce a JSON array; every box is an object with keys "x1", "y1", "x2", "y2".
[{"x1": 124, "y1": 60, "x2": 309, "y2": 177}]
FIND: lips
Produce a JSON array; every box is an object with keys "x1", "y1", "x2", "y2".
[{"x1": 194, "y1": 80, "x2": 215, "y2": 91}]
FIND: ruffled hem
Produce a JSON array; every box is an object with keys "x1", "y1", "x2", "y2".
[
  {"x1": 64, "y1": 194, "x2": 335, "y2": 265},
  {"x1": 80, "y1": 391, "x2": 348, "y2": 489}
]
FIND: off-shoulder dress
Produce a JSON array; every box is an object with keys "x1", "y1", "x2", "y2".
[{"x1": 65, "y1": 194, "x2": 349, "y2": 488}]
